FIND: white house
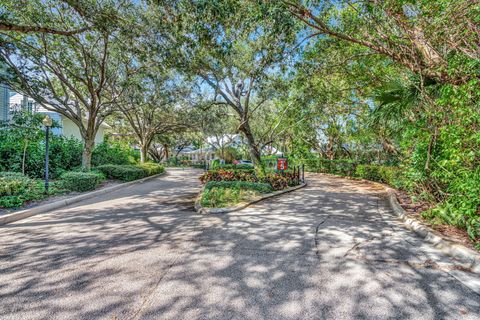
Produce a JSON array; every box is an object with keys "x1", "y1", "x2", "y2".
[
  {"x1": 180, "y1": 147, "x2": 216, "y2": 164},
  {"x1": 9, "y1": 93, "x2": 109, "y2": 144}
]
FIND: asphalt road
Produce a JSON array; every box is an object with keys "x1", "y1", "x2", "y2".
[{"x1": 1, "y1": 168, "x2": 479, "y2": 320}]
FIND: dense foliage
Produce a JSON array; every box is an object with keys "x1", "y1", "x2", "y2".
[
  {"x1": 200, "y1": 168, "x2": 301, "y2": 191},
  {"x1": 92, "y1": 142, "x2": 137, "y2": 166},
  {"x1": 0, "y1": 172, "x2": 45, "y2": 208},
  {"x1": 1, "y1": 0, "x2": 478, "y2": 245},
  {"x1": 59, "y1": 171, "x2": 105, "y2": 192},
  {"x1": 96, "y1": 163, "x2": 164, "y2": 182}
]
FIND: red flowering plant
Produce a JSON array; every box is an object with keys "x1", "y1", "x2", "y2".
[
  {"x1": 261, "y1": 173, "x2": 289, "y2": 190},
  {"x1": 199, "y1": 169, "x2": 257, "y2": 184}
]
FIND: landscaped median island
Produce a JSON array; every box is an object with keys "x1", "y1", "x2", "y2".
[
  {"x1": 196, "y1": 165, "x2": 305, "y2": 213},
  {"x1": 0, "y1": 163, "x2": 165, "y2": 212},
  {"x1": 200, "y1": 181, "x2": 273, "y2": 208}
]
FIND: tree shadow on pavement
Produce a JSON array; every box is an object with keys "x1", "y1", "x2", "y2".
[{"x1": 0, "y1": 171, "x2": 478, "y2": 319}]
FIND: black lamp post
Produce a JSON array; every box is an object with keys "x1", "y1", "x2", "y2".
[{"x1": 42, "y1": 115, "x2": 53, "y2": 193}]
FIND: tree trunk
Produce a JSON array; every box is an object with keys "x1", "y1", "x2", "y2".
[
  {"x1": 82, "y1": 137, "x2": 95, "y2": 170},
  {"x1": 140, "y1": 142, "x2": 149, "y2": 164},
  {"x1": 22, "y1": 140, "x2": 28, "y2": 175},
  {"x1": 326, "y1": 137, "x2": 334, "y2": 160},
  {"x1": 238, "y1": 121, "x2": 262, "y2": 166},
  {"x1": 163, "y1": 144, "x2": 169, "y2": 161}
]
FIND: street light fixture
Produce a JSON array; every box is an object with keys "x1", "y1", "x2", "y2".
[{"x1": 42, "y1": 115, "x2": 53, "y2": 193}]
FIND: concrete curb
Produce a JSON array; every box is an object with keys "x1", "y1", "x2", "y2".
[
  {"x1": 383, "y1": 186, "x2": 480, "y2": 273},
  {"x1": 0, "y1": 172, "x2": 166, "y2": 226},
  {"x1": 195, "y1": 182, "x2": 307, "y2": 214}
]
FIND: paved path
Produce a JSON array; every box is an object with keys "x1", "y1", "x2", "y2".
[{"x1": 0, "y1": 168, "x2": 479, "y2": 319}]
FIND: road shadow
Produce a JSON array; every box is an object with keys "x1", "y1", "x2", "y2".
[{"x1": 0, "y1": 171, "x2": 478, "y2": 319}]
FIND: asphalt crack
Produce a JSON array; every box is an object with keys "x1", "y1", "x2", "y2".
[
  {"x1": 129, "y1": 253, "x2": 181, "y2": 320},
  {"x1": 314, "y1": 218, "x2": 328, "y2": 259}
]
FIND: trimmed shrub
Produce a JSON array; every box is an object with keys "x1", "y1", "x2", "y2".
[
  {"x1": 60, "y1": 171, "x2": 105, "y2": 192},
  {"x1": 137, "y1": 163, "x2": 165, "y2": 176},
  {"x1": 199, "y1": 169, "x2": 257, "y2": 183},
  {"x1": 354, "y1": 165, "x2": 409, "y2": 190},
  {"x1": 0, "y1": 172, "x2": 44, "y2": 208},
  {"x1": 205, "y1": 181, "x2": 273, "y2": 193},
  {"x1": 295, "y1": 158, "x2": 361, "y2": 176},
  {"x1": 355, "y1": 164, "x2": 382, "y2": 181},
  {"x1": 95, "y1": 163, "x2": 163, "y2": 182},
  {"x1": 95, "y1": 164, "x2": 146, "y2": 181}
]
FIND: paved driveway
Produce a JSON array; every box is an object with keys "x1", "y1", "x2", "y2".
[{"x1": 0, "y1": 168, "x2": 479, "y2": 319}]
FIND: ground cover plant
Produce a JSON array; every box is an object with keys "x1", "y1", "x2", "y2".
[
  {"x1": 200, "y1": 181, "x2": 273, "y2": 208},
  {"x1": 59, "y1": 171, "x2": 105, "y2": 192}
]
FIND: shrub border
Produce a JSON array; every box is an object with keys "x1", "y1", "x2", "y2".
[
  {"x1": 194, "y1": 182, "x2": 307, "y2": 214},
  {"x1": 0, "y1": 172, "x2": 166, "y2": 226}
]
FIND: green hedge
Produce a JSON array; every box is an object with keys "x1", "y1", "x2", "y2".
[
  {"x1": 295, "y1": 158, "x2": 357, "y2": 176},
  {"x1": 205, "y1": 181, "x2": 273, "y2": 193},
  {"x1": 218, "y1": 164, "x2": 254, "y2": 170},
  {"x1": 354, "y1": 164, "x2": 408, "y2": 190},
  {"x1": 137, "y1": 163, "x2": 165, "y2": 176},
  {"x1": 95, "y1": 163, "x2": 164, "y2": 182},
  {"x1": 59, "y1": 171, "x2": 105, "y2": 192}
]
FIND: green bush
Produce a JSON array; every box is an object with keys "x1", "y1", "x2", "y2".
[
  {"x1": 92, "y1": 142, "x2": 136, "y2": 166},
  {"x1": 0, "y1": 133, "x2": 83, "y2": 179},
  {"x1": 95, "y1": 163, "x2": 164, "y2": 182},
  {"x1": 201, "y1": 187, "x2": 243, "y2": 208},
  {"x1": 0, "y1": 172, "x2": 44, "y2": 208},
  {"x1": 200, "y1": 169, "x2": 257, "y2": 183},
  {"x1": 137, "y1": 163, "x2": 165, "y2": 176},
  {"x1": 60, "y1": 171, "x2": 105, "y2": 192},
  {"x1": 95, "y1": 164, "x2": 146, "y2": 181},
  {"x1": 296, "y1": 158, "x2": 357, "y2": 176},
  {"x1": 423, "y1": 167, "x2": 480, "y2": 241},
  {"x1": 354, "y1": 165, "x2": 409, "y2": 190},
  {"x1": 355, "y1": 164, "x2": 382, "y2": 181},
  {"x1": 211, "y1": 159, "x2": 221, "y2": 169},
  {"x1": 205, "y1": 181, "x2": 273, "y2": 193}
]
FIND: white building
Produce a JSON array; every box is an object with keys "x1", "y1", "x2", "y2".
[
  {"x1": 9, "y1": 93, "x2": 109, "y2": 144},
  {"x1": 180, "y1": 147, "x2": 216, "y2": 164}
]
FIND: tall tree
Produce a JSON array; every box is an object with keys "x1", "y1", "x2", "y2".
[
  {"x1": 117, "y1": 72, "x2": 191, "y2": 163},
  {"x1": 0, "y1": 0, "x2": 135, "y2": 168},
  {"x1": 282, "y1": 0, "x2": 479, "y2": 85},
  {"x1": 148, "y1": 0, "x2": 298, "y2": 167}
]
